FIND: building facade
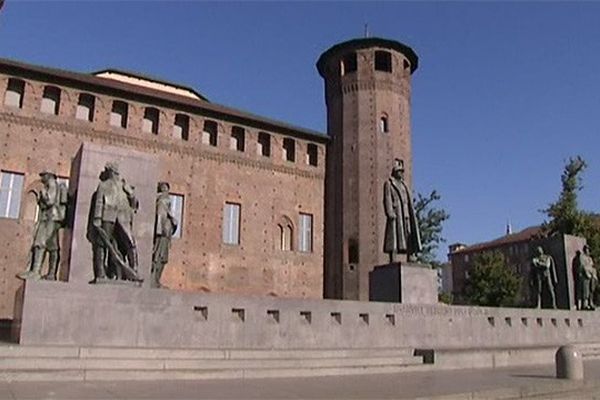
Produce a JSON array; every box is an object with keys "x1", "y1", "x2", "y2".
[
  {"x1": 448, "y1": 226, "x2": 542, "y2": 304},
  {"x1": 0, "y1": 58, "x2": 328, "y2": 320}
]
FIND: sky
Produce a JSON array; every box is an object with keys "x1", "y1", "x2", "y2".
[{"x1": 2, "y1": 1, "x2": 600, "y2": 261}]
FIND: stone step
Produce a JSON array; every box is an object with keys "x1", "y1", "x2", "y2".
[
  {"x1": 0, "y1": 344, "x2": 415, "y2": 360},
  {"x1": 0, "y1": 364, "x2": 431, "y2": 382},
  {"x1": 0, "y1": 355, "x2": 423, "y2": 371}
]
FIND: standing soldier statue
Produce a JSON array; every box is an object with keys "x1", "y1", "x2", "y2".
[
  {"x1": 151, "y1": 182, "x2": 178, "y2": 288},
  {"x1": 17, "y1": 171, "x2": 67, "y2": 281},
  {"x1": 88, "y1": 162, "x2": 142, "y2": 284},
  {"x1": 530, "y1": 246, "x2": 558, "y2": 309},
  {"x1": 573, "y1": 245, "x2": 597, "y2": 310},
  {"x1": 383, "y1": 159, "x2": 421, "y2": 263}
]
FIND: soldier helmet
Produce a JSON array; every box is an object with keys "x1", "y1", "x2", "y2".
[
  {"x1": 39, "y1": 171, "x2": 57, "y2": 179},
  {"x1": 104, "y1": 162, "x2": 120, "y2": 174},
  {"x1": 392, "y1": 158, "x2": 405, "y2": 173},
  {"x1": 158, "y1": 181, "x2": 170, "y2": 191}
]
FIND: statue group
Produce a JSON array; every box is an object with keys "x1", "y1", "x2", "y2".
[
  {"x1": 17, "y1": 162, "x2": 177, "y2": 289},
  {"x1": 528, "y1": 244, "x2": 598, "y2": 310}
]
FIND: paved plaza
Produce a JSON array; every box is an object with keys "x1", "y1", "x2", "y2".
[{"x1": 0, "y1": 360, "x2": 599, "y2": 399}]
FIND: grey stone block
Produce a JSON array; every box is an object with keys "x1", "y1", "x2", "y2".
[{"x1": 369, "y1": 262, "x2": 438, "y2": 304}]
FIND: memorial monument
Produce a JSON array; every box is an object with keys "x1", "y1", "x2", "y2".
[
  {"x1": 530, "y1": 246, "x2": 558, "y2": 309},
  {"x1": 151, "y1": 181, "x2": 178, "y2": 289}
]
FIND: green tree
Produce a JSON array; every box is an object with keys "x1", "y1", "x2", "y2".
[
  {"x1": 542, "y1": 156, "x2": 600, "y2": 262},
  {"x1": 543, "y1": 156, "x2": 587, "y2": 236},
  {"x1": 465, "y1": 251, "x2": 521, "y2": 307},
  {"x1": 415, "y1": 190, "x2": 450, "y2": 265}
]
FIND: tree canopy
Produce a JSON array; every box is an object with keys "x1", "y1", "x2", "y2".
[
  {"x1": 415, "y1": 190, "x2": 450, "y2": 265},
  {"x1": 464, "y1": 251, "x2": 521, "y2": 307}
]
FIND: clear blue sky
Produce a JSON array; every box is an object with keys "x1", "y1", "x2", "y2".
[{"x1": 2, "y1": 2, "x2": 600, "y2": 260}]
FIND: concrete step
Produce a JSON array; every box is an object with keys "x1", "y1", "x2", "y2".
[
  {"x1": 0, "y1": 364, "x2": 431, "y2": 382},
  {"x1": 0, "y1": 344, "x2": 414, "y2": 360},
  {"x1": 0, "y1": 355, "x2": 423, "y2": 371}
]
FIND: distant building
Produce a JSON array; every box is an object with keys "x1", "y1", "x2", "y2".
[
  {"x1": 437, "y1": 262, "x2": 452, "y2": 295},
  {"x1": 448, "y1": 226, "x2": 542, "y2": 304}
]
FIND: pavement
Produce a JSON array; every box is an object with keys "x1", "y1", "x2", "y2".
[{"x1": 1, "y1": 361, "x2": 600, "y2": 400}]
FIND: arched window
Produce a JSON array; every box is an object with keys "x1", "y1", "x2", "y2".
[
  {"x1": 379, "y1": 115, "x2": 389, "y2": 133},
  {"x1": 142, "y1": 107, "x2": 159, "y2": 134},
  {"x1": 4, "y1": 78, "x2": 25, "y2": 108},
  {"x1": 76, "y1": 93, "x2": 95, "y2": 122},
  {"x1": 40, "y1": 86, "x2": 61, "y2": 115},
  {"x1": 375, "y1": 51, "x2": 392, "y2": 72},
  {"x1": 277, "y1": 217, "x2": 293, "y2": 251},
  {"x1": 110, "y1": 100, "x2": 128, "y2": 128},
  {"x1": 202, "y1": 120, "x2": 218, "y2": 146},
  {"x1": 173, "y1": 114, "x2": 189, "y2": 141}
]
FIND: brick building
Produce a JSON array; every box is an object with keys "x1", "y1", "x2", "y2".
[
  {"x1": 448, "y1": 226, "x2": 542, "y2": 304},
  {"x1": 0, "y1": 58, "x2": 329, "y2": 320},
  {"x1": 0, "y1": 36, "x2": 421, "y2": 321}
]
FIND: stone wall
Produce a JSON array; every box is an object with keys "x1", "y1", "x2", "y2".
[{"x1": 15, "y1": 280, "x2": 600, "y2": 349}]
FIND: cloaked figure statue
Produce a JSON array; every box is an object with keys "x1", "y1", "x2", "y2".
[{"x1": 383, "y1": 158, "x2": 422, "y2": 263}]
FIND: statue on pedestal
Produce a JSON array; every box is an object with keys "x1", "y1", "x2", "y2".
[
  {"x1": 573, "y1": 245, "x2": 597, "y2": 310},
  {"x1": 383, "y1": 158, "x2": 422, "y2": 263},
  {"x1": 87, "y1": 162, "x2": 142, "y2": 284},
  {"x1": 17, "y1": 171, "x2": 67, "y2": 281},
  {"x1": 151, "y1": 182, "x2": 178, "y2": 288},
  {"x1": 530, "y1": 246, "x2": 557, "y2": 309}
]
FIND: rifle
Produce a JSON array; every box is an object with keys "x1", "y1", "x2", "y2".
[{"x1": 94, "y1": 225, "x2": 142, "y2": 282}]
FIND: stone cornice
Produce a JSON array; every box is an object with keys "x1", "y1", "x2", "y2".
[{"x1": 0, "y1": 111, "x2": 325, "y2": 180}]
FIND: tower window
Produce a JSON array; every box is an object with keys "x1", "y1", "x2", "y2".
[
  {"x1": 4, "y1": 78, "x2": 25, "y2": 108},
  {"x1": 231, "y1": 126, "x2": 245, "y2": 152},
  {"x1": 40, "y1": 86, "x2": 60, "y2": 115},
  {"x1": 348, "y1": 239, "x2": 359, "y2": 264},
  {"x1": 283, "y1": 138, "x2": 295, "y2": 162},
  {"x1": 76, "y1": 93, "x2": 95, "y2": 122},
  {"x1": 340, "y1": 53, "x2": 357, "y2": 76},
  {"x1": 173, "y1": 114, "x2": 189, "y2": 141},
  {"x1": 257, "y1": 132, "x2": 271, "y2": 157},
  {"x1": 142, "y1": 107, "x2": 159, "y2": 134},
  {"x1": 202, "y1": 120, "x2": 218, "y2": 146},
  {"x1": 306, "y1": 143, "x2": 318, "y2": 166},
  {"x1": 110, "y1": 101, "x2": 128, "y2": 128},
  {"x1": 375, "y1": 51, "x2": 392, "y2": 72},
  {"x1": 379, "y1": 116, "x2": 389, "y2": 133}
]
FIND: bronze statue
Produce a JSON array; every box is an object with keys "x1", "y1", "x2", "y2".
[
  {"x1": 87, "y1": 162, "x2": 142, "y2": 284},
  {"x1": 383, "y1": 158, "x2": 422, "y2": 263},
  {"x1": 17, "y1": 171, "x2": 67, "y2": 281},
  {"x1": 530, "y1": 246, "x2": 557, "y2": 309},
  {"x1": 573, "y1": 245, "x2": 597, "y2": 310},
  {"x1": 151, "y1": 182, "x2": 178, "y2": 288}
]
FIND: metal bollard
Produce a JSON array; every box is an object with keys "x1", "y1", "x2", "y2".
[{"x1": 556, "y1": 345, "x2": 584, "y2": 380}]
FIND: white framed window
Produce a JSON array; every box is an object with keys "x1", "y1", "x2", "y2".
[
  {"x1": 298, "y1": 213, "x2": 313, "y2": 252},
  {"x1": 0, "y1": 171, "x2": 24, "y2": 219},
  {"x1": 223, "y1": 202, "x2": 241, "y2": 245},
  {"x1": 169, "y1": 193, "x2": 184, "y2": 239},
  {"x1": 75, "y1": 93, "x2": 95, "y2": 122}
]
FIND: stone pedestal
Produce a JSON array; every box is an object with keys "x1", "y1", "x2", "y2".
[{"x1": 368, "y1": 262, "x2": 438, "y2": 304}]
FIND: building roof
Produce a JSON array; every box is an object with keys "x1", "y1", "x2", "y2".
[
  {"x1": 316, "y1": 37, "x2": 419, "y2": 76},
  {"x1": 0, "y1": 58, "x2": 329, "y2": 143},
  {"x1": 92, "y1": 68, "x2": 209, "y2": 102},
  {"x1": 451, "y1": 225, "x2": 543, "y2": 255}
]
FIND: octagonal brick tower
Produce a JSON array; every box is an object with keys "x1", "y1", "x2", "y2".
[{"x1": 317, "y1": 38, "x2": 419, "y2": 300}]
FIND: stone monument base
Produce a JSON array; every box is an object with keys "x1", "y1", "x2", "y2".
[{"x1": 368, "y1": 262, "x2": 438, "y2": 304}]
